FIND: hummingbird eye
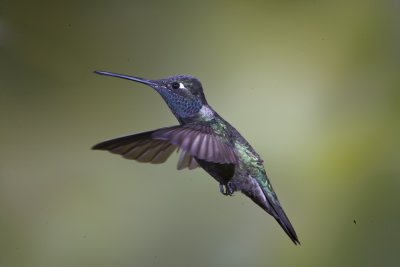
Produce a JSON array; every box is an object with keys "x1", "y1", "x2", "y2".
[{"x1": 171, "y1": 82, "x2": 180, "y2": 89}]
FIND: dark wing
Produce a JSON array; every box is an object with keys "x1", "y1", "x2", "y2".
[
  {"x1": 92, "y1": 124, "x2": 237, "y2": 168},
  {"x1": 152, "y1": 124, "x2": 238, "y2": 165},
  {"x1": 92, "y1": 129, "x2": 177, "y2": 164}
]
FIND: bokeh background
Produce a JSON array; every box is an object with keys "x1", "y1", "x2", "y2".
[{"x1": 1, "y1": 1, "x2": 399, "y2": 266}]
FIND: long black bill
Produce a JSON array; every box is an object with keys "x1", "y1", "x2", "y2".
[{"x1": 94, "y1": 71, "x2": 157, "y2": 86}]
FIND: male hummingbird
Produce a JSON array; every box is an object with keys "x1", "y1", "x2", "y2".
[{"x1": 93, "y1": 71, "x2": 299, "y2": 244}]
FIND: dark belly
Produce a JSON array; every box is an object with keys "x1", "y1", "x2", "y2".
[{"x1": 195, "y1": 158, "x2": 235, "y2": 185}]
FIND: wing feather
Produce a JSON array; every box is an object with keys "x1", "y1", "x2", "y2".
[
  {"x1": 93, "y1": 123, "x2": 238, "y2": 168},
  {"x1": 153, "y1": 124, "x2": 238, "y2": 165},
  {"x1": 93, "y1": 130, "x2": 177, "y2": 164}
]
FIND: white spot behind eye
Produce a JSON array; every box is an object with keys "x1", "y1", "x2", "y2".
[{"x1": 179, "y1": 83, "x2": 186, "y2": 89}]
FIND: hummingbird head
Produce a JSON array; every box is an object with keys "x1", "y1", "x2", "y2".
[{"x1": 95, "y1": 71, "x2": 208, "y2": 120}]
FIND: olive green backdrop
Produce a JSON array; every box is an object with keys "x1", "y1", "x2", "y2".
[{"x1": 1, "y1": 1, "x2": 399, "y2": 267}]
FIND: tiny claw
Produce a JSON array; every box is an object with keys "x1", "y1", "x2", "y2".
[
  {"x1": 219, "y1": 183, "x2": 234, "y2": 196},
  {"x1": 226, "y1": 182, "x2": 234, "y2": 196}
]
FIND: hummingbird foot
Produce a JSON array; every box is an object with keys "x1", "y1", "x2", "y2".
[{"x1": 219, "y1": 182, "x2": 234, "y2": 196}]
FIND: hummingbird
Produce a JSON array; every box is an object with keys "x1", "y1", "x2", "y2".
[{"x1": 92, "y1": 70, "x2": 300, "y2": 244}]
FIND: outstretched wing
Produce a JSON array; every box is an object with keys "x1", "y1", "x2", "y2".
[
  {"x1": 92, "y1": 129, "x2": 177, "y2": 164},
  {"x1": 92, "y1": 124, "x2": 238, "y2": 169},
  {"x1": 152, "y1": 124, "x2": 238, "y2": 165}
]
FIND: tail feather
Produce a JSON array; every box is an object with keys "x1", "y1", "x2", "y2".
[
  {"x1": 271, "y1": 203, "x2": 300, "y2": 245},
  {"x1": 242, "y1": 183, "x2": 300, "y2": 245}
]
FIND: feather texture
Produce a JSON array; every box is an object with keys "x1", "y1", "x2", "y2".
[
  {"x1": 92, "y1": 130, "x2": 177, "y2": 164},
  {"x1": 93, "y1": 124, "x2": 237, "y2": 167},
  {"x1": 177, "y1": 150, "x2": 199, "y2": 170},
  {"x1": 153, "y1": 124, "x2": 238, "y2": 165}
]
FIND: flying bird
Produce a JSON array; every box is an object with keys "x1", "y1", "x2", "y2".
[{"x1": 93, "y1": 71, "x2": 299, "y2": 244}]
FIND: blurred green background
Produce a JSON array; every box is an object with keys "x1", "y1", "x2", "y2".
[{"x1": 1, "y1": 1, "x2": 399, "y2": 266}]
